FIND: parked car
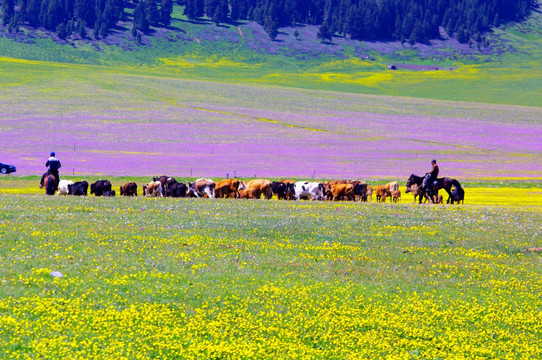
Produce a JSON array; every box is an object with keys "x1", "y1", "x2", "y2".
[{"x1": 0, "y1": 162, "x2": 16, "y2": 174}]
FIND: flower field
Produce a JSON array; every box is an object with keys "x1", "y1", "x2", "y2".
[
  {"x1": 0, "y1": 189, "x2": 541, "y2": 358},
  {"x1": 0, "y1": 59, "x2": 541, "y2": 181}
]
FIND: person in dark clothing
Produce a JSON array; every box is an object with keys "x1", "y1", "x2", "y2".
[
  {"x1": 40, "y1": 152, "x2": 61, "y2": 188},
  {"x1": 423, "y1": 159, "x2": 439, "y2": 191}
]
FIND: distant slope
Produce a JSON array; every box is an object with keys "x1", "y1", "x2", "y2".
[
  {"x1": 0, "y1": 2, "x2": 541, "y2": 106},
  {"x1": 0, "y1": 59, "x2": 540, "y2": 179}
]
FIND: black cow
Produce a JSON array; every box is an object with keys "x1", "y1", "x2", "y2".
[
  {"x1": 68, "y1": 181, "x2": 89, "y2": 196},
  {"x1": 168, "y1": 182, "x2": 187, "y2": 198},
  {"x1": 352, "y1": 181, "x2": 368, "y2": 202},
  {"x1": 103, "y1": 190, "x2": 116, "y2": 197},
  {"x1": 450, "y1": 186, "x2": 465, "y2": 204},
  {"x1": 271, "y1": 181, "x2": 295, "y2": 200},
  {"x1": 90, "y1": 180, "x2": 112, "y2": 196},
  {"x1": 154, "y1": 175, "x2": 176, "y2": 196}
]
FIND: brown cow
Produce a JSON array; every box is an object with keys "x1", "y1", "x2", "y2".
[
  {"x1": 392, "y1": 190, "x2": 401, "y2": 203},
  {"x1": 120, "y1": 182, "x2": 138, "y2": 197},
  {"x1": 384, "y1": 181, "x2": 398, "y2": 203},
  {"x1": 245, "y1": 179, "x2": 273, "y2": 200},
  {"x1": 153, "y1": 176, "x2": 176, "y2": 196},
  {"x1": 239, "y1": 188, "x2": 259, "y2": 199},
  {"x1": 375, "y1": 185, "x2": 387, "y2": 202},
  {"x1": 330, "y1": 183, "x2": 355, "y2": 201},
  {"x1": 215, "y1": 178, "x2": 241, "y2": 198},
  {"x1": 405, "y1": 183, "x2": 428, "y2": 203},
  {"x1": 366, "y1": 186, "x2": 373, "y2": 202}
]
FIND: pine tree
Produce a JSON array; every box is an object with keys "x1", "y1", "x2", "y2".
[
  {"x1": 56, "y1": 22, "x2": 67, "y2": 38},
  {"x1": 145, "y1": 0, "x2": 160, "y2": 26},
  {"x1": 26, "y1": 0, "x2": 42, "y2": 26},
  {"x1": 184, "y1": 0, "x2": 204, "y2": 21},
  {"x1": 133, "y1": 1, "x2": 149, "y2": 32},
  {"x1": 1, "y1": 0, "x2": 14, "y2": 26},
  {"x1": 160, "y1": 0, "x2": 172, "y2": 26},
  {"x1": 77, "y1": 20, "x2": 87, "y2": 38},
  {"x1": 204, "y1": 0, "x2": 217, "y2": 19},
  {"x1": 263, "y1": 3, "x2": 279, "y2": 39},
  {"x1": 317, "y1": 20, "x2": 332, "y2": 42},
  {"x1": 46, "y1": 0, "x2": 63, "y2": 30}
]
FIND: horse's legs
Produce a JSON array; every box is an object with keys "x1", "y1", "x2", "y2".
[{"x1": 445, "y1": 189, "x2": 452, "y2": 204}]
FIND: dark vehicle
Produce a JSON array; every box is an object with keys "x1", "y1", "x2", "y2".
[{"x1": 0, "y1": 162, "x2": 16, "y2": 174}]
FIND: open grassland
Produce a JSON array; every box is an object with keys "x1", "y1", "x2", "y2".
[
  {"x1": 0, "y1": 193, "x2": 541, "y2": 359},
  {"x1": 1, "y1": 61, "x2": 540, "y2": 180}
]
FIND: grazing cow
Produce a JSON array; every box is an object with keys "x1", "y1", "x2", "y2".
[
  {"x1": 366, "y1": 186, "x2": 373, "y2": 202},
  {"x1": 450, "y1": 183, "x2": 465, "y2": 204},
  {"x1": 351, "y1": 181, "x2": 368, "y2": 202},
  {"x1": 384, "y1": 181, "x2": 398, "y2": 202},
  {"x1": 120, "y1": 182, "x2": 138, "y2": 197},
  {"x1": 271, "y1": 181, "x2": 295, "y2": 200},
  {"x1": 239, "y1": 188, "x2": 258, "y2": 199},
  {"x1": 103, "y1": 190, "x2": 116, "y2": 197},
  {"x1": 375, "y1": 186, "x2": 387, "y2": 203},
  {"x1": 188, "y1": 178, "x2": 215, "y2": 198},
  {"x1": 449, "y1": 179, "x2": 465, "y2": 204},
  {"x1": 279, "y1": 180, "x2": 296, "y2": 200},
  {"x1": 392, "y1": 190, "x2": 401, "y2": 203},
  {"x1": 168, "y1": 182, "x2": 188, "y2": 198},
  {"x1": 57, "y1": 180, "x2": 74, "y2": 195},
  {"x1": 144, "y1": 181, "x2": 163, "y2": 197},
  {"x1": 215, "y1": 178, "x2": 241, "y2": 198},
  {"x1": 245, "y1": 179, "x2": 273, "y2": 200},
  {"x1": 152, "y1": 176, "x2": 176, "y2": 196},
  {"x1": 405, "y1": 183, "x2": 428, "y2": 203},
  {"x1": 69, "y1": 181, "x2": 89, "y2": 196},
  {"x1": 294, "y1": 181, "x2": 325, "y2": 201},
  {"x1": 330, "y1": 183, "x2": 355, "y2": 201},
  {"x1": 90, "y1": 180, "x2": 112, "y2": 197}
]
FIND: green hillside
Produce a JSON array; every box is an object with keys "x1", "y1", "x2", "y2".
[{"x1": 0, "y1": 2, "x2": 541, "y2": 106}]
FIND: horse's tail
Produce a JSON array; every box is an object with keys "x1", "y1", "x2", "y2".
[{"x1": 452, "y1": 179, "x2": 463, "y2": 189}]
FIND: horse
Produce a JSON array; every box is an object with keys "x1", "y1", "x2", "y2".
[
  {"x1": 43, "y1": 173, "x2": 57, "y2": 195},
  {"x1": 405, "y1": 174, "x2": 454, "y2": 204}
]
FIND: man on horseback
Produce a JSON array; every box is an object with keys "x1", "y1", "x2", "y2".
[
  {"x1": 423, "y1": 159, "x2": 439, "y2": 192},
  {"x1": 40, "y1": 152, "x2": 61, "y2": 189}
]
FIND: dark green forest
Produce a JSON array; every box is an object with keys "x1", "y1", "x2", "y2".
[{"x1": 0, "y1": 0, "x2": 536, "y2": 43}]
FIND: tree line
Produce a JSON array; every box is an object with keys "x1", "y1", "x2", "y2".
[{"x1": 0, "y1": 0, "x2": 535, "y2": 43}]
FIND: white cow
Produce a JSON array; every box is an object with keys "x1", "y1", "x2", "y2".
[
  {"x1": 294, "y1": 181, "x2": 326, "y2": 201},
  {"x1": 57, "y1": 180, "x2": 74, "y2": 195},
  {"x1": 188, "y1": 178, "x2": 215, "y2": 198},
  {"x1": 144, "y1": 181, "x2": 163, "y2": 197}
]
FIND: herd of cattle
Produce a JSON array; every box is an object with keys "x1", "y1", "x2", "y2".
[{"x1": 51, "y1": 177, "x2": 413, "y2": 203}]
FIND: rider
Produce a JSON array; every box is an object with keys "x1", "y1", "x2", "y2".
[
  {"x1": 423, "y1": 159, "x2": 439, "y2": 191},
  {"x1": 40, "y1": 152, "x2": 61, "y2": 188}
]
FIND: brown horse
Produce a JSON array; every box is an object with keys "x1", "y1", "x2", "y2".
[
  {"x1": 406, "y1": 174, "x2": 455, "y2": 204},
  {"x1": 43, "y1": 173, "x2": 57, "y2": 195}
]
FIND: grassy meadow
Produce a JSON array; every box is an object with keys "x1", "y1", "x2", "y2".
[
  {"x1": 0, "y1": 186, "x2": 541, "y2": 358},
  {"x1": 0, "y1": 2, "x2": 541, "y2": 358}
]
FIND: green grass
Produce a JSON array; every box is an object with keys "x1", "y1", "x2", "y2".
[
  {"x1": 1, "y1": 3, "x2": 542, "y2": 107},
  {"x1": 0, "y1": 193, "x2": 541, "y2": 358}
]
